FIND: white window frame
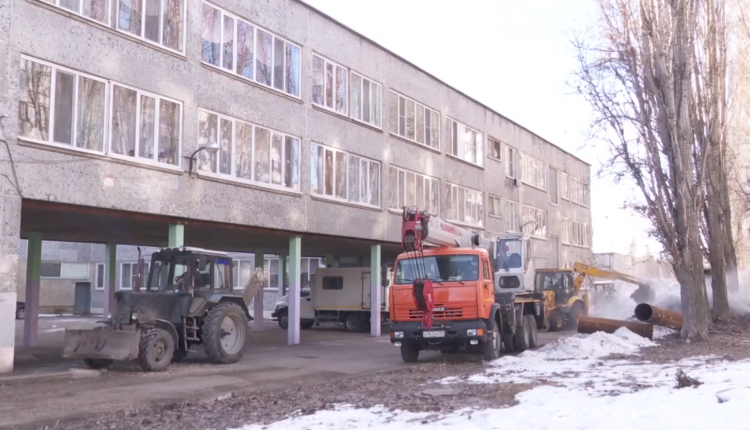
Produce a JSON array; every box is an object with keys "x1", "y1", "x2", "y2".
[
  {"x1": 521, "y1": 204, "x2": 548, "y2": 239},
  {"x1": 488, "y1": 195, "x2": 502, "y2": 219},
  {"x1": 445, "y1": 182, "x2": 484, "y2": 228},
  {"x1": 447, "y1": 117, "x2": 484, "y2": 168},
  {"x1": 505, "y1": 200, "x2": 519, "y2": 232},
  {"x1": 18, "y1": 55, "x2": 109, "y2": 157},
  {"x1": 505, "y1": 145, "x2": 518, "y2": 179},
  {"x1": 311, "y1": 53, "x2": 349, "y2": 116},
  {"x1": 95, "y1": 263, "x2": 105, "y2": 290},
  {"x1": 115, "y1": 0, "x2": 188, "y2": 55},
  {"x1": 195, "y1": 108, "x2": 302, "y2": 193},
  {"x1": 310, "y1": 142, "x2": 381, "y2": 209},
  {"x1": 108, "y1": 81, "x2": 183, "y2": 170},
  {"x1": 561, "y1": 172, "x2": 570, "y2": 200},
  {"x1": 570, "y1": 176, "x2": 590, "y2": 207},
  {"x1": 388, "y1": 166, "x2": 440, "y2": 216},
  {"x1": 570, "y1": 220, "x2": 591, "y2": 248},
  {"x1": 389, "y1": 90, "x2": 441, "y2": 151},
  {"x1": 488, "y1": 137, "x2": 502, "y2": 161},
  {"x1": 349, "y1": 71, "x2": 382, "y2": 128},
  {"x1": 520, "y1": 152, "x2": 547, "y2": 191},
  {"x1": 119, "y1": 261, "x2": 150, "y2": 290},
  {"x1": 200, "y1": 1, "x2": 302, "y2": 99},
  {"x1": 42, "y1": 0, "x2": 113, "y2": 27},
  {"x1": 561, "y1": 218, "x2": 571, "y2": 245}
]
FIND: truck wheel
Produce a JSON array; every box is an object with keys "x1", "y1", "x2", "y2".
[
  {"x1": 502, "y1": 334, "x2": 516, "y2": 353},
  {"x1": 301, "y1": 320, "x2": 315, "y2": 329},
  {"x1": 344, "y1": 314, "x2": 363, "y2": 332},
  {"x1": 548, "y1": 310, "x2": 565, "y2": 332},
  {"x1": 83, "y1": 358, "x2": 113, "y2": 370},
  {"x1": 202, "y1": 303, "x2": 249, "y2": 364},
  {"x1": 482, "y1": 324, "x2": 502, "y2": 361},
  {"x1": 513, "y1": 316, "x2": 530, "y2": 353},
  {"x1": 400, "y1": 341, "x2": 420, "y2": 363},
  {"x1": 525, "y1": 315, "x2": 539, "y2": 348},
  {"x1": 138, "y1": 328, "x2": 175, "y2": 372},
  {"x1": 567, "y1": 303, "x2": 585, "y2": 330},
  {"x1": 277, "y1": 309, "x2": 288, "y2": 330}
]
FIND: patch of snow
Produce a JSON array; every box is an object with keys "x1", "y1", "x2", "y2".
[{"x1": 527, "y1": 327, "x2": 655, "y2": 360}]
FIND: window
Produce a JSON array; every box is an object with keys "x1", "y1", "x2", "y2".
[
  {"x1": 117, "y1": 0, "x2": 185, "y2": 53},
  {"x1": 388, "y1": 91, "x2": 440, "y2": 150},
  {"x1": 40, "y1": 262, "x2": 89, "y2": 279},
  {"x1": 120, "y1": 262, "x2": 150, "y2": 290},
  {"x1": 196, "y1": 109, "x2": 301, "y2": 191},
  {"x1": 41, "y1": 262, "x2": 62, "y2": 278},
  {"x1": 488, "y1": 195, "x2": 502, "y2": 218},
  {"x1": 506, "y1": 200, "x2": 519, "y2": 232},
  {"x1": 18, "y1": 57, "x2": 108, "y2": 154},
  {"x1": 570, "y1": 220, "x2": 591, "y2": 247},
  {"x1": 521, "y1": 205, "x2": 548, "y2": 239},
  {"x1": 444, "y1": 182, "x2": 484, "y2": 227},
  {"x1": 521, "y1": 153, "x2": 547, "y2": 190},
  {"x1": 388, "y1": 166, "x2": 439, "y2": 215},
  {"x1": 396, "y1": 254, "x2": 479, "y2": 284},
  {"x1": 200, "y1": 2, "x2": 301, "y2": 98},
  {"x1": 549, "y1": 167, "x2": 559, "y2": 205},
  {"x1": 561, "y1": 172, "x2": 570, "y2": 200},
  {"x1": 506, "y1": 146, "x2": 518, "y2": 179},
  {"x1": 489, "y1": 138, "x2": 502, "y2": 160},
  {"x1": 44, "y1": 0, "x2": 111, "y2": 25},
  {"x1": 95, "y1": 263, "x2": 105, "y2": 290},
  {"x1": 561, "y1": 218, "x2": 571, "y2": 245},
  {"x1": 312, "y1": 54, "x2": 347, "y2": 115},
  {"x1": 349, "y1": 72, "x2": 382, "y2": 128},
  {"x1": 310, "y1": 143, "x2": 380, "y2": 207},
  {"x1": 447, "y1": 118, "x2": 484, "y2": 167},
  {"x1": 322, "y1": 276, "x2": 344, "y2": 290},
  {"x1": 571, "y1": 176, "x2": 590, "y2": 206},
  {"x1": 110, "y1": 82, "x2": 181, "y2": 167}
]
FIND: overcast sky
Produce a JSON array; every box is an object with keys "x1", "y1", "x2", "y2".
[{"x1": 303, "y1": 0, "x2": 661, "y2": 256}]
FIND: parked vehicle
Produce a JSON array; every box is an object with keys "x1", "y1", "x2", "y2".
[
  {"x1": 16, "y1": 301, "x2": 24, "y2": 319},
  {"x1": 272, "y1": 267, "x2": 392, "y2": 332}
]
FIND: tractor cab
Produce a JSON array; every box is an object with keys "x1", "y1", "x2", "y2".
[{"x1": 146, "y1": 247, "x2": 235, "y2": 295}]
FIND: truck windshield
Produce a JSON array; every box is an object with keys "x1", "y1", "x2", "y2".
[
  {"x1": 497, "y1": 239, "x2": 523, "y2": 269},
  {"x1": 396, "y1": 255, "x2": 479, "y2": 284}
]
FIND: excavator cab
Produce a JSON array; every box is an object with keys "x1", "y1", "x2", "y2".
[{"x1": 534, "y1": 268, "x2": 587, "y2": 331}]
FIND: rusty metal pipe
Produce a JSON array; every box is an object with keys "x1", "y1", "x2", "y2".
[
  {"x1": 577, "y1": 315, "x2": 654, "y2": 340},
  {"x1": 634, "y1": 303, "x2": 683, "y2": 331}
]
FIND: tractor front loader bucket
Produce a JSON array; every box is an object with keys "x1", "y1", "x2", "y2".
[{"x1": 62, "y1": 326, "x2": 140, "y2": 361}]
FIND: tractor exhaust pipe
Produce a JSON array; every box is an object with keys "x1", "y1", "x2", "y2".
[
  {"x1": 577, "y1": 315, "x2": 654, "y2": 340},
  {"x1": 634, "y1": 303, "x2": 683, "y2": 331}
]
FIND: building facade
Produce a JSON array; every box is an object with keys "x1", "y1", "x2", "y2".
[{"x1": 0, "y1": 0, "x2": 593, "y2": 369}]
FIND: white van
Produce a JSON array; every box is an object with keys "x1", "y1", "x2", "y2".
[{"x1": 271, "y1": 267, "x2": 391, "y2": 332}]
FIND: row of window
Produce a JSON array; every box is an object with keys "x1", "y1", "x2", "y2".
[{"x1": 37, "y1": 0, "x2": 590, "y2": 205}]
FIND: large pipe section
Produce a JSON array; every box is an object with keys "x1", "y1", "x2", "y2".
[
  {"x1": 577, "y1": 315, "x2": 654, "y2": 340},
  {"x1": 634, "y1": 303, "x2": 683, "y2": 331}
]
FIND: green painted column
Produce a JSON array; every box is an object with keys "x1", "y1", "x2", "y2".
[
  {"x1": 23, "y1": 232, "x2": 42, "y2": 348},
  {"x1": 279, "y1": 254, "x2": 287, "y2": 295},
  {"x1": 104, "y1": 242, "x2": 117, "y2": 317},
  {"x1": 370, "y1": 244, "x2": 382, "y2": 337},
  {"x1": 253, "y1": 249, "x2": 265, "y2": 332},
  {"x1": 288, "y1": 237, "x2": 302, "y2": 345}
]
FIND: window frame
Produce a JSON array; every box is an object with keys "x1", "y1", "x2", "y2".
[
  {"x1": 349, "y1": 70, "x2": 383, "y2": 129},
  {"x1": 444, "y1": 182, "x2": 484, "y2": 228},
  {"x1": 561, "y1": 218, "x2": 571, "y2": 245},
  {"x1": 310, "y1": 142, "x2": 382, "y2": 209},
  {"x1": 199, "y1": 1, "x2": 302, "y2": 99},
  {"x1": 115, "y1": 0, "x2": 188, "y2": 55},
  {"x1": 488, "y1": 195, "x2": 502, "y2": 219},
  {"x1": 108, "y1": 80, "x2": 184, "y2": 171},
  {"x1": 41, "y1": 0, "x2": 113, "y2": 27},
  {"x1": 311, "y1": 53, "x2": 349, "y2": 116},
  {"x1": 549, "y1": 166, "x2": 559, "y2": 206},
  {"x1": 18, "y1": 55, "x2": 109, "y2": 157},
  {"x1": 119, "y1": 261, "x2": 150, "y2": 290},
  {"x1": 521, "y1": 204, "x2": 548, "y2": 239},
  {"x1": 520, "y1": 152, "x2": 547, "y2": 191},
  {"x1": 505, "y1": 145, "x2": 518, "y2": 179},
  {"x1": 322, "y1": 276, "x2": 344, "y2": 290},
  {"x1": 195, "y1": 108, "x2": 302, "y2": 193},
  {"x1": 570, "y1": 176, "x2": 590, "y2": 207},
  {"x1": 388, "y1": 165, "x2": 440, "y2": 216},
  {"x1": 505, "y1": 199, "x2": 519, "y2": 232},
  {"x1": 570, "y1": 220, "x2": 591, "y2": 248},
  {"x1": 446, "y1": 116, "x2": 484, "y2": 168},
  {"x1": 561, "y1": 172, "x2": 570, "y2": 200},
  {"x1": 95, "y1": 262, "x2": 105, "y2": 290},
  {"x1": 388, "y1": 90, "x2": 441, "y2": 151},
  {"x1": 488, "y1": 137, "x2": 502, "y2": 162}
]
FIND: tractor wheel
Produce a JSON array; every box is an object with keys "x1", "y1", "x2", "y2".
[
  {"x1": 548, "y1": 310, "x2": 565, "y2": 332},
  {"x1": 202, "y1": 303, "x2": 249, "y2": 364},
  {"x1": 138, "y1": 328, "x2": 175, "y2": 372},
  {"x1": 400, "y1": 341, "x2": 420, "y2": 363},
  {"x1": 567, "y1": 303, "x2": 585, "y2": 330},
  {"x1": 482, "y1": 322, "x2": 502, "y2": 361},
  {"x1": 301, "y1": 320, "x2": 315, "y2": 330},
  {"x1": 277, "y1": 309, "x2": 288, "y2": 330},
  {"x1": 344, "y1": 314, "x2": 363, "y2": 332},
  {"x1": 513, "y1": 316, "x2": 530, "y2": 353},
  {"x1": 83, "y1": 358, "x2": 113, "y2": 370},
  {"x1": 525, "y1": 315, "x2": 539, "y2": 348}
]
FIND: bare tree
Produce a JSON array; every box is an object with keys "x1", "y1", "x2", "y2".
[{"x1": 572, "y1": 0, "x2": 712, "y2": 340}]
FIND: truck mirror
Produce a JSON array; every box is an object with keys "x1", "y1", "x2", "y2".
[{"x1": 381, "y1": 278, "x2": 390, "y2": 287}]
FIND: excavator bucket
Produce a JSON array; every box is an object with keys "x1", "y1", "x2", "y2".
[{"x1": 62, "y1": 326, "x2": 140, "y2": 361}]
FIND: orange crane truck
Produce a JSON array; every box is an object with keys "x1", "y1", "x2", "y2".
[{"x1": 389, "y1": 207, "x2": 544, "y2": 363}]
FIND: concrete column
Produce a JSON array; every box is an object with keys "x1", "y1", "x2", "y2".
[
  {"x1": 104, "y1": 243, "x2": 117, "y2": 316},
  {"x1": 279, "y1": 254, "x2": 287, "y2": 296},
  {"x1": 22, "y1": 232, "x2": 42, "y2": 348},
  {"x1": 253, "y1": 249, "x2": 264, "y2": 332},
  {"x1": 288, "y1": 237, "x2": 302, "y2": 345},
  {"x1": 370, "y1": 244, "x2": 382, "y2": 337},
  {"x1": 0, "y1": 190, "x2": 21, "y2": 373}
]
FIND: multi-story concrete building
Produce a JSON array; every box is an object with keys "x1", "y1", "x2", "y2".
[{"x1": 0, "y1": 0, "x2": 593, "y2": 372}]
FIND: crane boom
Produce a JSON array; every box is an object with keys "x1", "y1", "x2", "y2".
[{"x1": 572, "y1": 262, "x2": 655, "y2": 303}]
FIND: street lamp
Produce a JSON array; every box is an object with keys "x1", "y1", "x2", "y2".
[{"x1": 186, "y1": 142, "x2": 219, "y2": 175}]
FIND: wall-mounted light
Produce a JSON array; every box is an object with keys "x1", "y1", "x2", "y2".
[{"x1": 186, "y1": 142, "x2": 219, "y2": 176}]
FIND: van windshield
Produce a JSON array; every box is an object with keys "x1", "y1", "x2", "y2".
[{"x1": 396, "y1": 255, "x2": 479, "y2": 284}]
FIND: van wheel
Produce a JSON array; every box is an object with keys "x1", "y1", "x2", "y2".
[
  {"x1": 277, "y1": 309, "x2": 288, "y2": 330},
  {"x1": 513, "y1": 316, "x2": 530, "y2": 353},
  {"x1": 525, "y1": 315, "x2": 539, "y2": 348},
  {"x1": 301, "y1": 320, "x2": 315, "y2": 330},
  {"x1": 344, "y1": 314, "x2": 363, "y2": 332},
  {"x1": 400, "y1": 342, "x2": 420, "y2": 363}
]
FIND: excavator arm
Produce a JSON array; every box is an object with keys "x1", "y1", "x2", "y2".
[{"x1": 572, "y1": 262, "x2": 655, "y2": 303}]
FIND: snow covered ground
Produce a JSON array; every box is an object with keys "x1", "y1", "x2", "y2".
[{"x1": 233, "y1": 328, "x2": 750, "y2": 430}]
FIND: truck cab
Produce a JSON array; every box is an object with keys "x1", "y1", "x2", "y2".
[{"x1": 493, "y1": 232, "x2": 533, "y2": 293}]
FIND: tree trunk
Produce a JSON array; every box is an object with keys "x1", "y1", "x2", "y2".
[
  {"x1": 706, "y1": 188, "x2": 730, "y2": 319},
  {"x1": 719, "y1": 165, "x2": 741, "y2": 293}
]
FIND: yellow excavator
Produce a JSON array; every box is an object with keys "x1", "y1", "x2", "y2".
[{"x1": 534, "y1": 262, "x2": 655, "y2": 331}]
